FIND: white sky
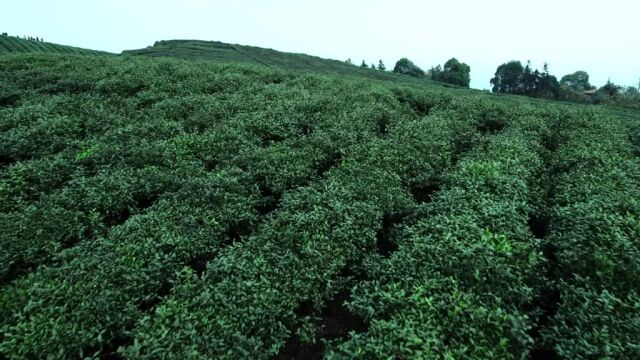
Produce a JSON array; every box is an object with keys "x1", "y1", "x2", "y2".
[{"x1": 3, "y1": 0, "x2": 639, "y2": 89}]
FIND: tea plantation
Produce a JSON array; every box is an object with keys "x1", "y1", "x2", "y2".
[
  {"x1": 0, "y1": 52, "x2": 639, "y2": 359},
  {"x1": 0, "y1": 35, "x2": 112, "y2": 57}
]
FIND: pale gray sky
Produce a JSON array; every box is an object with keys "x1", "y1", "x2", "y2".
[{"x1": 3, "y1": 0, "x2": 639, "y2": 89}]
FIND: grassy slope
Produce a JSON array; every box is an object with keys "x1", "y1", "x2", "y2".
[
  {"x1": 122, "y1": 39, "x2": 459, "y2": 89},
  {"x1": 0, "y1": 35, "x2": 112, "y2": 56},
  {"x1": 123, "y1": 39, "x2": 640, "y2": 120}
]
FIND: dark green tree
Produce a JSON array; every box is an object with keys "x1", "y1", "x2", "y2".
[
  {"x1": 377, "y1": 60, "x2": 386, "y2": 71},
  {"x1": 490, "y1": 61, "x2": 525, "y2": 94},
  {"x1": 431, "y1": 58, "x2": 471, "y2": 87},
  {"x1": 601, "y1": 79, "x2": 621, "y2": 96},
  {"x1": 392, "y1": 58, "x2": 426, "y2": 78},
  {"x1": 360, "y1": 60, "x2": 368, "y2": 68},
  {"x1": 370, "y1": 63, "x2": 376, "y2": 69},
  {"x1": 521, "y1": 61, "x2": 538, "y2": 96},
  {"x1": 537, "y1": 63, "x2": 560, "y2": 99},
  {"x1": 560, "y1": 71, "x2": 594, "y2": 91}
]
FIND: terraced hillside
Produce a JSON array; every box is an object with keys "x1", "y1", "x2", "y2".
[
  {"x1": 0, "y1": 53, "x2": 639, "y2": 359},
  {"x1": 123, "y1": 40, "x2": 453, "y2": 87},
  {"x1": 0, "y1": 35, "x2": 112, "y2": 56}
]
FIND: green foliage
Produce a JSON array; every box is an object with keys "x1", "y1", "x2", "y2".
[
  {"x1": 548, "y1": 282, "x2": 640, "y2": 358},
  {"x1": 0, "y1": 52, "x2": 638, "y2": 360},
  {"x1": 491, "y1": 61, "x2": 560, "y2": 100},
  {"x1": 560, "y1": 70, "x2": 594, "y2": 91},
  {"x1": 0, "y1": 35, "x2": 111, "y2": 56},
  {"x1": 491, "y1": 60, "x2": 524, "y2": 94},
  {"x1": 430, "y1": 57, "x2": 471, "y2": 87},
  {"x1": 0, "y1": 82, "x2": 20, "y2": 106},
  {"x1": 123, "y1": 40, "x2": 449, "y2": 87},
  {"x1": 392, "y1": 58, "x2": 426, "y2": 78}
]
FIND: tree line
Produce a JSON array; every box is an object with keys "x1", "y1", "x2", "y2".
[
  {"x1": 346, "y1": 55, "x2": 638, "y2": 107},
  {"x1": 490, "y1": 60, "x2": 639, "y2": 107},
  {"x1": 346, "y1": 57, "x2": 471, "y2": 88},
  {"x1": 0, "y1": 33, "x2": 44, "y2": 42}
]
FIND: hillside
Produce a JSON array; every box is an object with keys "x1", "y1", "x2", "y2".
[
  {"x1": 123, "y1": 39, "x2": 455, "y2": 88},
  {"x1": 1, "y1": 51, "x2": 640, "y2": 360},
  {"x1": 0, "y1": 35, "x2": 112, "y2": 56}
]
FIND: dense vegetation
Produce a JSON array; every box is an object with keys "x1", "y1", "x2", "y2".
[
  {"x1": 491, "y1": 60, "x2": 640, "y2": 108},
  {"x1": 429, "y1": 57, "x2": 471, "y2": 87},
  {"x1": 0, "y1": 35, "x2": 112, "y2": 56},
  {"x1": 392, "y1": 58, "x2": 426, "y2": 79},
  {"x1": 123, "y1": 40, "x2": 444, "y2": 87},
  {"x1": 0, "y1": 50, "x2": 639, "y2": 359}
]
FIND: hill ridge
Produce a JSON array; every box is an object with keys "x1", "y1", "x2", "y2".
[{"x1": 0, "y1": 35, "x2": 112, "y2": 56}]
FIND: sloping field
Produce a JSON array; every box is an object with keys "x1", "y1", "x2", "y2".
[
  {"x1": 123, "y1": 39, "x2": 454, "y2": 87},
  {"x1": 0, "y1": 53, "x2": 639, "y2": 359},
  {"x1": 0, "y1": 35, "x2": 112, "y2": 56}
]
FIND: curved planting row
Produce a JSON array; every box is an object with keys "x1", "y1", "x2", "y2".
[
  {"x1": 323, "y1": 110, "x2": 551, "y2": 359},
  {"x1": 0, "y1": 166, "x2": 262, "y2": 358},
  {"x1": 0, "y1": 54, "x2": 457, "y2": 359},
  {"x1": 2, "y1": 53, "x2": 638, "y2": 359},
  {"x1": 0, "y1": 55, "x2": 427, "y2": 286},
  {"x1": 118, "y1": 105, "x2": 474, "y2": 359},
  {"x1": 539, "y1": 111, "x2": 640, "y2": 358},
  {"x1": 0, "y1": 36, "x2": 110, "y2": 56}
]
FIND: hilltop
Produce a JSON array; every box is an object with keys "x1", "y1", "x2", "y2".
[
  {"x1": 0, "y1": 35, "x2": 112, "y2": 56},
  {"x1": 122, "y1": 39, "x2": 456, "y2": 88}
]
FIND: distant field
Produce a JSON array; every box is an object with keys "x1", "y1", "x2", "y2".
[
  {"x1": 0, "y1": 35, "x2": 112, "y2": 56},
  {"x1": 0, "y1": 47, "x2": 639, "y2": 360},
  {"x1": 123, "y1": 39, "x2": 461, "y2": 88}
]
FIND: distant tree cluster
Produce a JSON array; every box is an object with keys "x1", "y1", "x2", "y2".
[
  {"x1": 0, "y1": 33, "x2": 44, "y2": 40},
  {"x1": 490, "y1": 61, "x2": 560, "y2": 99},
  {"x1": 8, "y1": 35, "x2": 45, "y2": 42},
  {"x1": 345, "y1": 58, "x2": 387, "y2": 72},
  {"x1": 592, "y1": 80, "x2": 640, "y2": 108},
  {"x1": 430, "y1": 58, "x2": 471, "y2": 87},
  {"x1": 346, "y1": 56, "x2": 474, "y2": 87},
  {"x1": 490, "y1": 60, "x2": 639, "y2": 108},
  {"x1": 25, "y1": 36, "x2": 44, "y2": 42}
]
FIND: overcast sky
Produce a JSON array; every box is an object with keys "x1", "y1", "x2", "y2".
[{"x1": 3, "y1": 0, "x2": 639, "y2": 89}]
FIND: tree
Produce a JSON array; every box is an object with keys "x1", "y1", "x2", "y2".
[
  {"x1": 490, "y1": 61, "x2": 525, "y2": 94},
  {"x1": 490, "y1": 60, "x2": 559, "y2": 99},
  {"x1": 370, "y1": 63, "x2": 376, "y2": 69},
  {"x1": 601, "y1": 79, "x2": 621, "y2": 96},
  {"x1": 431, "y1": 58, "x2": 471, "y2": 87},
  {"x1": 537, "y1": 63, "x2": 560, "y2": 99},
  {"x1": 345, "y1": 58, "x2": 352, "y2": 65},
  {"x1": 626, "y1": 86, "x2": 639, "y2": 95},
  {"x1": 360, "y1": 60, "x2": 368, "y2": 68},
  {"x1": 560, "y1": 71, "x2": 593, "y2": 91},
  {"x1": 377, "y1": 60, "x2": 386, "y2": 71},
  {"x1": 393, "y1": 58, "x2": 426, "y2": 78},
  {"x1": 521, "y1": 61, "x2": 538, "y2": 96}
]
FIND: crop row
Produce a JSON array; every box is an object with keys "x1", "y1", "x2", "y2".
[
  {"x1": 324, "y1": 109, "x2": 554, "y2": 358},
  {"x1": 0, "y1": 55, "x2": 434, "y2": 285},
  {"x1": 118, "y1": 99, "x2": 541, "y2": 359},
  {"x1": 539, "y1": 110, "x2": 640, "y2": 358},
  {"x1": 0, "y1": 54, "x2": 461, "y2": 358},
  {"x1": 0, "y1": 37, "x2": 107, "y2": 56}
]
